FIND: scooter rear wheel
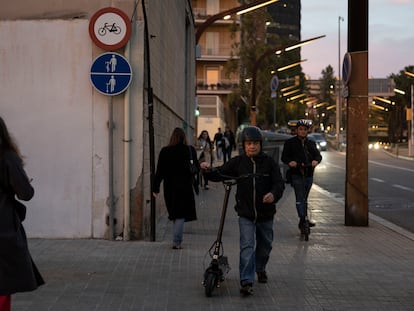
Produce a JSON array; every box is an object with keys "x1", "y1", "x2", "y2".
[{"x1": 204, "y1": 272, "x2": 216, "y2": 297}]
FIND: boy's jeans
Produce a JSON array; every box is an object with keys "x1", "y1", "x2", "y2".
[{"x1": 239, "y1": 217, "x2": 273, "y2": 286}]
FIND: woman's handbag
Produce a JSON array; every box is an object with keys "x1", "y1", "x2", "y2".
[{"x1": 189, "y1": 146, "x2": 200, "y2": 194}]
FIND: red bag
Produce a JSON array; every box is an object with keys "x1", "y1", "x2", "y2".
[{"x1": 0, "y1": 296, "x2": 11, "y2": 311}]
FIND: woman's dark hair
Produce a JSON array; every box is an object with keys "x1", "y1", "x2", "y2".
[
  {"x1": 0, "y1": 116, "x2": 22, "y2": 158},
  {"x1": 168, "y1": 127, "x2": 187, "y2": 146},
  {"x1": 198, "y1": 130, "x2": 212, "y2": 148}
]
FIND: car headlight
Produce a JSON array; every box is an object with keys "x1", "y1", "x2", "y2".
[{"x1": 319, "y1": 141, "x2": 327, "y2": 147}]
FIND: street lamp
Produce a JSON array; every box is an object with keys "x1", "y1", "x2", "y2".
[
  {"x1": 336, "y1": 16, "x2": 344, "y2": 149},
  {"x1": 194, "y1": 0, "x2": 280, "y2": 136},
  {"x1": 403, "y1": 71, "x2": 414, "y2": 156},
  {"x1": 195, "y1": 0, "x2": 279, "y2": 44},
  {"x1": 249, "y1": 35, "x2": 325, "y2": 126}
]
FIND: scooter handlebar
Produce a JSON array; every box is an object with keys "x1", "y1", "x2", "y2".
[{"x1": 219, "y1": 173, "x2": 269, "y2": 185}]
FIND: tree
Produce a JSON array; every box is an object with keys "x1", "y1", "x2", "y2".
[
  {"x1": 307, "y1": 65, "x2": 337, "y2": 131},
  {"x1": 225, "y1": 7, "x2": 306, "y2": 129},
  {"x1": 388, "y1": 65, "x2": 414, "y2": 143}
]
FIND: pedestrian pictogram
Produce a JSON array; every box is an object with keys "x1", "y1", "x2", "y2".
[
  {"x1": 90, "y1": 52, "x2": 132, "y2": 96},
  {"x1": 89, "y1": 7, "x2": 132, "y2": 51}
]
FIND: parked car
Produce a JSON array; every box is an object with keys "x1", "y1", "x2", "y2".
[{"x1": 308, "y1": 133, "x2": 328, "y2": 151}]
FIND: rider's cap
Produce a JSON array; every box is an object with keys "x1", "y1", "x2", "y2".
[{"x1": 241, "y1": 126, "x2": 263, "y2": 142}]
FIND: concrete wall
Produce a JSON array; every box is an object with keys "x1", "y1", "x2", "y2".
[
  {"x1": 0, "y1": 1, "x2": 195, "y2": 240},
  {"x1": 1, "y1": 20, "x2": 102, "y2": 237}
]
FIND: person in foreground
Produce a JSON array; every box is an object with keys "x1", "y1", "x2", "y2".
[
  {"x1": 0, "y1": 116, "x2": 45, "y2": 311},
  {"x1": 153, "y1": 127, "x2": 198, "y2": 249},
  {"x1": 281, "y1": 119, "x2": 322, "y2": 233},
  {"x1": 200, "y1": 126, "x2": 285, "y2": 296}
]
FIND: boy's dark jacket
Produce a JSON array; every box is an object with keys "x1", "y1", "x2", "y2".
[
  {"x1": 281, "y1": 136, "x2": 322, "y2": 177},
  {"x1": 205, "y1": 152, "x2": 285, "y2": 222}
]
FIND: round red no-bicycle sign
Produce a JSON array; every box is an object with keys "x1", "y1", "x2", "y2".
[{"x1": 89, "y1": 7, "x2": 132, "y2": 51}]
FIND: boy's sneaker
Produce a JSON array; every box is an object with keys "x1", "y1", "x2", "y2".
[
  {"x1": 240, "y1": 283, "x2": 253, "y2": 296},
  {"x1": 257, "y1": 271, "x2": 268, "y2": 283}
]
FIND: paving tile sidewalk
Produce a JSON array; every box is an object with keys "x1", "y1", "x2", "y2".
[{"x1": 13, "y1": 182, "x2": 414, "y2": 311}]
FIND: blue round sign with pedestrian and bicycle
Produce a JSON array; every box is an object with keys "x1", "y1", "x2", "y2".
[{"x1": 90, "y1": 52, "x2": 132, "y2": 96}]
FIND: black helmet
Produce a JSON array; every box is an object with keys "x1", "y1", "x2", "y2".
[
  {"x1": 241, "y1": 126, "x2": 263, "y2": 143},
  {"x1": 296, "y1": 119, "x2": 312, "y2": 128}
]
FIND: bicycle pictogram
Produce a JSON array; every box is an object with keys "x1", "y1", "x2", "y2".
[{"x1": 98, "y1": 22, "x2": 121, "y2": 36}]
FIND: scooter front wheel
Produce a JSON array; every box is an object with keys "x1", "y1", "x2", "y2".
[
  {"x1": 303, "y1": 222, "x2": 310, "y2": 241},
  {"x1": 204, "y1": 272, "x2": 216, "y2": 297}
]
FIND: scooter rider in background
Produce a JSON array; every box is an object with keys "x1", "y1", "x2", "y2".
[
  {"x1": 200, "y1": 126, "x2": 285, "y2": 296},
  {"x1": 281, "y1": 119, "x2": 322, "y2": 233}
]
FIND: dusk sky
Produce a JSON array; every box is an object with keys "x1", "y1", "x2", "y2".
[{"x1": 300, "y1": 0, "x2": 414, "y2": 80}]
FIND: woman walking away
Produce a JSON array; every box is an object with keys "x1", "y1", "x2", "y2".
[
  {"x1": 153, "y1": 127, "x2": 199, "y2": 249},
  {"x1": 0, "y1": 116, "x2": 45, "y2": 311}
]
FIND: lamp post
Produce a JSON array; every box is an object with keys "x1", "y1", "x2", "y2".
[
  {"x1": 249, "y1": 35, "x2": 325, "y2": 126},
  {"x1": 336, "y1": 16, "x2": 344, "y2": 148}
]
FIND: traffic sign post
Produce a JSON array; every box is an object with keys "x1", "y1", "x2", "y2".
[
  {"x1": 89, "y1": 7, "x2": 132, "y2": 51},
  {"x1": 270, "y1": 75, "x2": 279, "y2": 126},
  {"x1": 90, "y1": 52, "x2": 132, "y2": 96}
]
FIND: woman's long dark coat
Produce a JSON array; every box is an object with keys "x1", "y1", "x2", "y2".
[
  {"x1": 153, "y1": 144, "x2": 198, "y2": 222},
  {"x1": 0, "y1": 150, "x2": 45, "y2": 295}
]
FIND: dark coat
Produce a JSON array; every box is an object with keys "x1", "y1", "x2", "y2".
[
  {"x1": 153, "y1": 144, "x2": 198, "y2": 222},
  {"x1": 281, "y1": 135, "x2": 322, "y2": 177},
  {"x1": 0, "y1": 150, "x2": 45, "y2": 295},
  {"x1": 205, "y1": 152, "x2": 285, "y2": 222}
]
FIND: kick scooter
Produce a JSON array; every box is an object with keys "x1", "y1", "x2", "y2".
[
  {"x1": 202, "y1": 178, "x2": 234, "y2": 297},
  {"x1": 202, "y1": 173, "x2": 267, "y2": 297}
]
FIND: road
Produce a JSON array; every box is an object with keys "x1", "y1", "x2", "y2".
[{"x1": 313, "y1": 148, "x2": 414, "y2": 233}]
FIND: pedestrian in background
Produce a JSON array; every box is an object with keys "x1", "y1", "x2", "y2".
[
  {"x1": 200, "y1": 126, "x2": 285, "y2": 296},
  {"x1": 223, "y1": 126, "x2": 236, "y2": 163},
  {"x1": 281, "y1": 119, "x2": 322, "y2": 233},
  {"x1": 196, "y1": 130, "x2": 214, "y2": 190},
  {"x1": 0, "y1": 116, "x2": 45, "y2": 311},
  {"x1": 153, "y1": 127, "x2": 198, "y2": 249},
  {"x1": 213, "y1": 127, "x2": 223, "y2": 161}
]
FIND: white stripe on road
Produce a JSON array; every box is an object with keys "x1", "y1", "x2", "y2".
[
  {"x1": 369, "y1": 160, "x2": 414, "y2": 172},
  {"x1": 392, "y1": 184, "x2": 414, "y2": 192},
  {"x1": 370, "y1": 178, "x2": 384, "y2": 183}
]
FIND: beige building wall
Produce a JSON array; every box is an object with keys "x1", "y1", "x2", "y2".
[{"x1": 0, "y1": 0, "x2": 195, "y2": 240}]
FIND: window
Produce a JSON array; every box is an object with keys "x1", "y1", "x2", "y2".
[
  {"x1": 205, "y1": 32, "x2": 219, "y2": 55},
  {"x1": 206, "y1": 0, "x2": 219, "y2": 15},
  {"x1": 206, "y1": 67, "x2": 219, "y2": 85}
]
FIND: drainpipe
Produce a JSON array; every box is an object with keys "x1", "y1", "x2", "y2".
[
  {"x1": 123, "y1": 41, "x2": 131, "y2": 240},
  {"x1": 108, "y1": 96, "x2": 115, "y2": 240}
]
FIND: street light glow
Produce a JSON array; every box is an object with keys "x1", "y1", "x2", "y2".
[
  {"x1": 282, "y1": 88, "x2": 300, "y2": 97},
  {"x1": 372, "y1": 96, "x2": 392, "y2": 104},
  {"x1": 394, "y1": 88, "x2": 406, "y2": 95},
  {"x1": 280, "y1": 84, "x2": 297, "y2": 92},
  {"x1": 236, "y1": 0, "x2": 279, "y2": 15},
  {"x1": 404, "y1": 71, "x2": 414, "y2": 78},
  {"x1": 284, "y1": 35, "x2": 325, "y2": 51},
  {"x1": 277, "y1": 59, "x2": 307, "y2": 72}
]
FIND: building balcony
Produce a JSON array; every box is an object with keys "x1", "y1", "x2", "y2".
[
  {"x1": 196, "y1": 80, "x2": 239, "y2": 95},
  {"x1": 193, "y1": 7, "x2": 241, "y2": 25}
]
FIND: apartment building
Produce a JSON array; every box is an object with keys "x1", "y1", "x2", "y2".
[{"x1": 192, "y1": 0, "x2": 241, "y2": 137}]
